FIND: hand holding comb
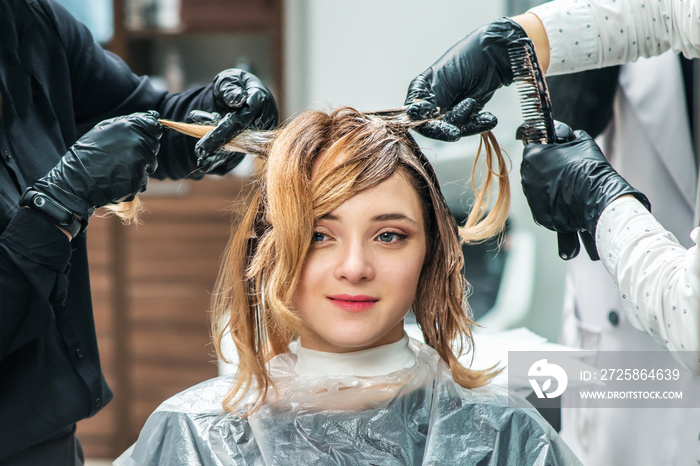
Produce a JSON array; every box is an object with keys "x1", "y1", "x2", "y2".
[{"x1": 509, "y1": 39, "x2": 598, "y2": 261}]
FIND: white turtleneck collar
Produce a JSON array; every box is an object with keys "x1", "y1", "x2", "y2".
[{"x1": 294, "y1": 334, "x2": 416, "y2": 377}]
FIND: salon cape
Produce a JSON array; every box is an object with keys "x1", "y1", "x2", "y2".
[{"x1": 114, "y1": 337, "x2": 580, "y2": 465}]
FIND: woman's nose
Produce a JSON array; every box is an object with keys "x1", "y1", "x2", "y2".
[{"x1": 333, "y1": 241, "x2": 374, "y2": 283}]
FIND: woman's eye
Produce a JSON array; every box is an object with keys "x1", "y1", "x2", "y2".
[
  {"x1": 377, "y1": 231, "x2": 406, "y2": 243},
  {"x1": 312, "y1": 231, "x2": 328, "y2": 242}
]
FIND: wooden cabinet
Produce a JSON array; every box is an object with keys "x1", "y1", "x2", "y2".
[
  {"x1": 114, "y1": 0, "x2": 281, "y2": 100},
  {"x1": 76, "y1": 0, "x2": 280, "y2": 458},
  {"x1": 180, "y1": 0, "x2": 276, "y2": 30}
]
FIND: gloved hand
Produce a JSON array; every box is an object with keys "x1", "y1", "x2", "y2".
[
  {"x1": 193, "y1": 69, "x2": 278, "y2": 173},
  {"x1": 404, "y1": 17, "x2": 528, "y2": 141},
  {"x1": 520, "y1": 123, "x2": 651, "y2": 259},
  {"x1": 32, "y1": 111, "x2": 162, "y2": 219}
]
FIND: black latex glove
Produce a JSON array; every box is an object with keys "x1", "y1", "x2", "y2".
[
  {"x1": 520, "y1": 123, "x2": 651, "y2": 260},
  {"x1": 404, "y1": 17, "x2": 528, "y2": 141},
  {"x1": 32, "y1": 111, "x2": 163, "y2": 219},
  {"x1": 192, "y1": 69, "x2": 278, "y2": 173}
]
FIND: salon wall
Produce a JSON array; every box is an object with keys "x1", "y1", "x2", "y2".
[{"x1": 283, "y1": 0, "x2": 568, "y2": 341}]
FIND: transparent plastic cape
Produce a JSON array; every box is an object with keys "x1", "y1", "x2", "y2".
[{"x1": 115, "y1": 339, "x2": 581, "y2": 465}]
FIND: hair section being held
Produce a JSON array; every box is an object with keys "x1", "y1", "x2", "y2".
[
  {"x1": 102, "y1": 198, "x2": 145, "y2": 224},
  {"x1": 160, "y1": 114, "x2": 510, "y2": 244}
]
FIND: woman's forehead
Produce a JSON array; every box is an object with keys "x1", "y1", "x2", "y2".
[{"x1": 318, "y1": 171, "x2": 424, "y2": 223}]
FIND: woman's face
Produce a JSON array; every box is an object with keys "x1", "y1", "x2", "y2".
[{"x1": 293, "y1": 171, "x2": 427, "y2": 353}]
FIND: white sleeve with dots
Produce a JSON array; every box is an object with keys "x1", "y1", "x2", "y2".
[
  {"x1": 529, "y1": 0, "x2": 700, "y2": 75},
  {"x1": 597, "y1": 196, "x2": 700, "y2": 374}
]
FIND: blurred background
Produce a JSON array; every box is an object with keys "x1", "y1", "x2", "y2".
[{"x1": 56, "y1": 0, "x2": 566, "y2": 462}]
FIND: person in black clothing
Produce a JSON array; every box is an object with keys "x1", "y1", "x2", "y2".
[{"x1": 0, "y1": 0, "x2": 278, "y2": 464}]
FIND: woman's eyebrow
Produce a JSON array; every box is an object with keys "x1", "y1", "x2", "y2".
[
  {"x1": 318, "y1": 212, "x2": 418, "y2": 225},
  {"x1": 372, "y1": 213, "x2": 418, "y2": 225}
]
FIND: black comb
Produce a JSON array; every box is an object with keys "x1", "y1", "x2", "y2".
[
  {"x1": 509, "y1": 38, "x2": 591, "y2": 260},
  {"x1": 509, "y1": 39, "x2": 557, "y2": 144}
]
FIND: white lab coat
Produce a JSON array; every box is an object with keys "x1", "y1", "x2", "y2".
[{"x1": 559, "y1": 52, "x2": 700, "y2": 466}]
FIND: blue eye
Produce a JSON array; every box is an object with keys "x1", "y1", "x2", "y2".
[
  {"x1": 378, "y1": 231, "x2": 405, "y2": 243},
  {"x1": 312, "y1": 231, "x2": 328, "y2": 242}
]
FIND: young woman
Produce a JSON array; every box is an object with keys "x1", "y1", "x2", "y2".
[{"x1": 115, "y1": 107, "x2": 580, "y2": 465}]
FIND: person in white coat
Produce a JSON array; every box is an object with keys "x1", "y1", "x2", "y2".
[
  {"x1": 403, "y1": 1, "x2": 700, "y2": 463},
  {"x1": 522, "y1": 6, "x2": 700, "y2": 359},
  {"x1": 554, "y1": 52, "x2": 700, "y2": 465},
  {"x1": 402, "y1": 0, "x2": 700, "y2": 367}
]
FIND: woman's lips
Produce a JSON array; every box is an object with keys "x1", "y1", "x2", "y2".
[{"x1": 328, "y1": 294, "x2": 379, "y2": 312}]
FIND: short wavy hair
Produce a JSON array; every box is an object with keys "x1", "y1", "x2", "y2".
[{"x1": 163, "y1": 107, "x2": 510, "y2": 412}]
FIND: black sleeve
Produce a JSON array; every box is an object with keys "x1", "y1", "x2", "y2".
[
  {"x1": 0, "y1": 209, "x2": 72, "y2": 359},
  {"x1": 38, "y1": 0, "x2": 224, "y2": 180}
]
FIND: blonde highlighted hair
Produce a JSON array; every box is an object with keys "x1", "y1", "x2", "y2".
[{"x1": 163, "y1": 107, "x2": 510, "y2": 412}]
